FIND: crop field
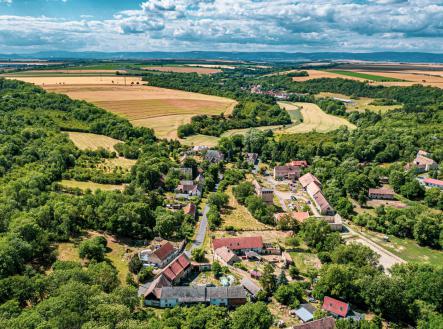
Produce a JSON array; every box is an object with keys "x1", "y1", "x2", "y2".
[
  {"x1": 353, "y1": 70, "x2": 443, "y2": 88},
  {"x1": 277, "y1": 102, "x2": 356, "y2": 133},
  {"x1": 60, "y1": 179, "x2": 126, "y2": 191},
  {"x1": 142, "y1": 66, "x2": 222, "y2": 74},
  {"x1": 45, "y1": 84, "x2": 236, "y2": 140},
  {"x1": 6, "y1": 75, "x2": 141, "y2": 85},
  {"x1": 291, "y1": 69, "x2": 367, "y2": 82},
  {"x1": 316, "y1": 92, "x2": 401, "y2": 113},
  {"x1": 67, "y1": 132, "x2": 122, "y2": 152},
  {"x1": 327, "y1": 70, "x2": 405, "y2": 82}
]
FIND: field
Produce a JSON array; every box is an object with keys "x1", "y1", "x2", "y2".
[
  {"x1": 327, "y1": 70, "x2": 405, "y2": 82},
  {"x1": 60, "y1": 179, "x2": 126, "y2": 191},
  {"x1": 221, "y1": 187, "x2": 272, "y2": 230},
  {"x1": 43, "y1": 84, "x2": 236, "y2": 140},
  {"x1": 142, "y1": 66, "x2": 222, "y2": 74},
  {"x1": 56, "y1": 231, "x2": 142, "y2": 285},
  {"x1": 180, "y1": 134, "x2": 220, "y2": 147},
  {"x1": 6, "y1": 75, "x2": 141, "y2": 85},
  {"x1": 352, "y1": 70, "x2": 443, "y2": 88},
  {"x1": 291, "y1": 69, "x2": 367, "y2": 82},
  {"x1": 315, "y1": 92, "x2": 401, "y2": 113},
  {"x1": 67, "y1": 132, "x2": 122, "y2": 152},
  {"x1": 277, "y1": 102, "x2": 356, "y2": 133}
]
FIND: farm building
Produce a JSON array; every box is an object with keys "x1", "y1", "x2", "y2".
[
  {"x1": 139, "y1": 241, "x2": 178, "y2": 268},
  {"x1": 290, "y1": 317, "x2": 336, "y2": 329},
  {"x1": 175, "y1": 180, "x2": 202, "y2": 197},
  {"x1": 293, "y1": 303, "x2": 317, "y2": 323},
  {"x1": 205, "y1": 150, "x2": 224, "y2": 163},
  {"x1": 212, "y1": 236, "x2": 264, "y2": 255},
  {"x1": 161, "y1": 253, "x2": 192, "y2": 284},
  {"x1": 411, "y1": 155, "x2": 438, "y2": 172},
  {"x1": 308, "y1": 186, "x2": 334, "y2": 216},
  {"x1": 322, "y1": 296, "x2": 350, "y2": 318},
  {"x1": 252, "y1": 180, "x2": 274, "y2": 204},
  {"x1": 423, "y1": 178, "x2": 443, "y2": 189},
  {"x1": 321, "y1": 214, "x2": 343, "y2": 232},
  {"x1": 241, "y1": 278, "x2": 262, "y2": 298},
  {"x1": 273, "y1": 165, "x2": 301, "y2": 181},
  {"x1": 143, "y1": 284, "x2": 247, "y2": 308},
  {"x1": 368, "y1": 187, "x2": 395, "y2": 200},
  {"x1": 214, "y1": 246, "x2": 241, "y2": 265},
  {"x1": 299, "y1": 173, "x2": 322, "y2": 189},
  {"x1": 192, "y1": 145, "x2": 209, "y2": 153}
]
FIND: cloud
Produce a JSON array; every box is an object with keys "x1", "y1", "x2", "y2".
[
  {"x1": 0, "y1": 0, "x2": 443, "y2": 52},
  {"x1": 1, "y1": 0, "x2": 12, "y2": 5}
]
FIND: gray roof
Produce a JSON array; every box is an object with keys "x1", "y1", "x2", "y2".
[
  {"x1": 241, "y1": 278, "x2": 262, "y2": 296},
  {"x1": 159, "y1": 286, "x2": 246, "y2": 302},
  {"x1": 207, "y1": 286, "x2": 246, "y2": 299},
  {"x1": 294, "y1": 304, "x2": 316, "y2": 322}
]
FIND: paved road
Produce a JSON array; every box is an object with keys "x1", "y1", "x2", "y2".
[{"x1": 344, "y1": 224, "x2": 406, "y2": 273}]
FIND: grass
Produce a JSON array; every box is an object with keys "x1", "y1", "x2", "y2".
[
  {"x1": 66, "y1": 131, "x2": 122, "y2": 152},
  {"x1": 326, "y1": 70, "x2": 406, "y2": 82},
  {"x1": 289, "y1": 250, "x2": 321, "y2": 274},
  {"x1": 180, "y1": 134, "x2": 220, "y2": 147},
  {"x1": 60, "y1": 179, "x2": 125, "y2": 191},
  {"x1": 357, "y1": 227, "x2": 443, "y2": 266},
  {"x1": 221, "y1": 186, "x2": 271, "y2": 230},
  {"x1": 315, "y1": 92, "x2": 401, "y2": 113}
]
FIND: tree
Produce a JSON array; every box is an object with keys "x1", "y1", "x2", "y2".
[
  {"x1": 191, "y1": 248, "x2": 206, "y2": 262},
  {"x1": 138, "y1": 266, "x2": 154, "y2": 283},
  {"x1": 277, "y1": 271, "x2": 288, "y2": 286},
  {"x1": 330, "y1": 243, "x2": 379, "y2": 268},
  {"x1": 259, "y1": 263, "x2": 277, "y2": 295},
  {"x1": 400, "y1": 180, "x2": 424, "y2": 199},
  {"x1": 128, "y1": 255, "x2": 143, "y2": 274},
  {"x1": 233, "y1": 182, "x2": 255, "y2": 204},
  {"x1": 230, "y1": 302, "x2": 274, "y2": 329},
  {"x1": 424, "y1": 188, "x2": 443, "y2": 210},
  {"x1": 413, "y1": 214, "x2": 441, "y2": 248},
  {"x1": 79, "y1": 237, "x2": 107, "y2": 262},
  {"x1": 274, "y1": 283, "x2": 303, "y2": 307},
  {"x1": 208, "y1": 192, "x2": 229, "y2": 210},
  {"x1": 212, "y1": 261, "x2": 223, "y2": 278},
  {"x1": 301, "y1": 218, "x2": 332, "y2": 251},
  {"x1": 289, "y1": 265, "x2": 300, "y2": 279}
]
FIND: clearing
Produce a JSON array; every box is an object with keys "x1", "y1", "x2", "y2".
[
  {"x1": 142, "y1": 66, "x2": 222, "y2": 74},
  {"x1": 326, "y1": 70, "x2": 405, "y2": 82},
  {"x1": 6, "y1": 75, "x2": 141, "y2": 85},
  {"x1": 221, "y1": 187, "x2": 272, "y2": 231},
  {"x1": 67, "y1": 132, "x2": 122, "y2": 152},
  {"x1": 60, "y1": 179, "x2": 126, "y2": 191},
  {"x1": 277, "y1": 102, "x2": 356, "y2": 133},
  {"x1": 56, "y1": 231, "x2": 142, "y2": 285},
  {"x1": 315, "y1": 92, "x2": 401, "y2": 113},
  {"x1": 43, "y1": 84, "x2": 236, "y2": 140}
]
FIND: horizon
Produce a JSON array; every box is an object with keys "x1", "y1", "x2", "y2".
[{"x1": 1, "y1": 0, "x2": 443, "y2": 54}]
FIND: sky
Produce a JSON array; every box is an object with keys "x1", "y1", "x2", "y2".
[{"x1": 0, "y1": 0, "x2": 443, "y2": 53}]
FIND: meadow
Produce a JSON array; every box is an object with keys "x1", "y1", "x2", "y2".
[
  {"x1": 315, "y1": 92, "x2": 401, "y2": 113},
  {"x1": 67, "y1": 131, "x2": 122, "y2": 152},
  {"x1": 326, "y1": 70, "x2": 405, "y2": 82}
]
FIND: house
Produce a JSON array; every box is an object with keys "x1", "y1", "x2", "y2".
[
  {"x1": 417, "y1": 150, "x2": 430, "y2": 157},
  {"x1": 245, "y1": 251, "x2": 262, "y2": 261},
  {"x1": 423, "y1": 178, "x2": 443, "y2": 189},
  {"x1": 321, "y1": 214, "x2": 343, "y2": 232},
  {"x1": 161, "y1": 253, "x2": 192, "y2": 284},
  {"x1": 139, "y1": 274, "x2": 172, "y2": 306},
  {"x1": 299, "y1": 173, "x2": 321, "y2": 189},
  {"x1": 368, "y1": 187, "x2": 395, "y2": 200},
  {"x1": 241, "y1": 278, "x2": 262, "y2": 298},
  {"x1": 412, "y1": 155, "x2": 438, "y2": 172},
  {"x1": 144, "y1": 285, "x2": 247, "y2": 308},
  {"x1": 214, "y1": 246, "x2": 241, "y2": 265},
  {"x1": 322, "y1": 296, "x2": 350, "y2": 318},
  {"x1": 291, "y1": 317, "x2": 336, "y2": 329},
  {"x1": 192, "y1": 145, "x2": 209, "y2": 153},
  {"x1": 252, "y1": 180, "x2": 274, "y2": 204},
  {"x1": 246, "y1": 153, "x2": 259, "y2": 166},
  {"x1": 205, "y1": 150, "x2": 224, "y2": 163},
  {"x1": 175, "y1": 180, "x2": 202, "y2": 197},
  {"x1": 293, "y1": 303, "x2": 317, "y2": 323},
  {"x1": 273, "y1": 165, "x2": 302, "y2": 181},
  {"x1": 306, "y1": 184, "x2": 334, "y2": 216},
  {"x1": 139, "y1": 241, "x2": 177, "y2": 268},
  {"x1": 183, "y1": 203, "x2": 197, "y2": 219},
  {"x1": 287, "y1": 160, "x2": 308, "y2": 168},
  {"x1": 212, "y1": 236, "x2": 264, "y2": 255}
]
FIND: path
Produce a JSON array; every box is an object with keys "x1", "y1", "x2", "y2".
[{"x1": 344, "y1": 224, "x2": 406, "y2": 273}]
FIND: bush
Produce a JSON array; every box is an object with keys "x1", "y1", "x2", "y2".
[
  {"x1": 128, "y1": 255, "x2": 143, "y2": 274},
  {"x1": 274, "y1": 283, "x2": 303, "y2": 307},
  {"x1": 191, "y1": 248, "x2": 206, "y2": 262},
  {"x1": 138, "y1": 266, "x2": 154, "y2": 283},
  {"x1": 289, "y1": 265, "x2": 300, "y2": 279},
  {"x1": 79, "y1": 237, "x2": 107, "y2": 261}
]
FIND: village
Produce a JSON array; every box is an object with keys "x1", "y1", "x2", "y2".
[{"x1": 136, "y1": 144, "x2": 442, "y2": 328}]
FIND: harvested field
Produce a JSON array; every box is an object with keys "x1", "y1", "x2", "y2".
[
  {"x1": 66, "y1": 132, "x2": 122, "y2": 152},
  {"x1": 327, "y1": 70, "x2": 404, "y2": 82},
  {"x1": 187, "y1": 64, "x2": 236, "y2": 69},
  {"x1": 142, "y1": 66, "x2": 221, "y2": 74},
  {"x1": 292, "y1": 69, "x2": 366, "y2": 82},
  {"x1": 180, "y1": 134, "x2": 220, "y2": 147},
  {"x1": 11, "y1": 69, "x2": 127, "y2": 74},
  {"x1": 355, "y1": 70, "x2": 443, "y2": 88},
  {"x1": 7, "y1": 76, "x2": 141, "y2": 85},
  {"x1": 277, "y1": 102, "x2": 356, "y2": 133},
  {"x1": 45, "y1": 84, "x2": 236, "y2": 140},
  {"x1": 316, "y1": 92, "x2": 401, "y2": 113},
  {"x1": 60, "y1": 179, "x2": 126, "y2": 191}
]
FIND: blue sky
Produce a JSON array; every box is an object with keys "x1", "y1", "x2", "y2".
[{"x1": 0, "y1": 0, "x2": 443, "y2": 53}]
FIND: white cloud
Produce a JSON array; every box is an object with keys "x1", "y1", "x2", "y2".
[{"x1": 1, "y1": 0, "x2": 443, "y2": 52}]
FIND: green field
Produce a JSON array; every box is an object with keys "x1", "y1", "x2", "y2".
[{"x1": 327, "y1": 70, "x2": 406, "y2": 82}]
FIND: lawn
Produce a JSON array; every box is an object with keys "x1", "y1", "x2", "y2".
[
  {"x1": 289, "y1": 250, "x2": 321, "y2": 274},
  {"x1": 221, "y1": 187, "x2": 272, "y2": 230},
  {"x1": 326, "y1": 70, "x2": 406, "y2": 82}
]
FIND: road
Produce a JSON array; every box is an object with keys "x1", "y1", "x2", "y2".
[{"x1": 344, "y1": 224, "x2": 406, "y2": 273}]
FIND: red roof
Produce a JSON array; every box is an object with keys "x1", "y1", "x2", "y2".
[
  {"x1": 322, "y1": 296, "x2": 349, "y2": 317},
  {"x1": 162, "y1": 253, "x2": 191, "y2": 282},
  {"x1": 153, "y1": 242, "x2": 175, "y2": 261},
  {"x1": 183, "y1": 203, "x2": 196, "y2": 216},
  {"x1": 212, "y1": 236, "x2": 264, "y2": 251},
  {"x1": 293, "y1": 317, "x2": 335, "y2": 329},
  {"x1": 287, "y1": 160, "x2": 308, "y2": 167},
  {"x1": 368, "y1": 187, "x2": 395, "y2": 195},
  {"x1": 423, "y1": 178, "x2": 443, "y2": 187}
]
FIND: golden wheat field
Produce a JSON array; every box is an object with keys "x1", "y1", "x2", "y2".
[
  {"x1": 7, "y1": 76, "x2": 141, "y2": 85},
  {"x1": 142, "y1": 66, "x2": 221, "y2": 74},
  {"x1": 291, "y1": 69, "x2": 367, "y2": 82}
]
